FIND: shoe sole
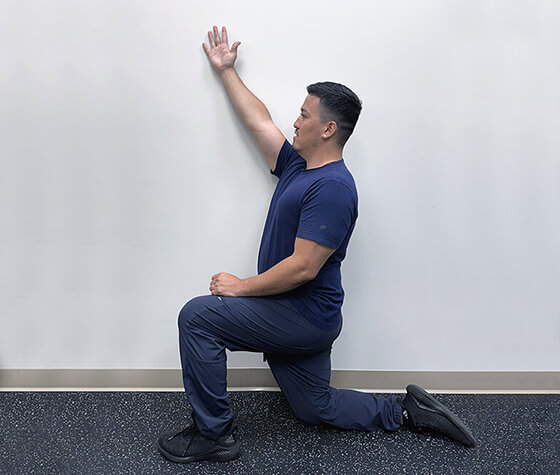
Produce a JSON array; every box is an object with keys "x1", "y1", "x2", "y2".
[
  {"x1": 157, "y1": 439, "x2": 240, "y2": 463},
  {"x1": 407, "y1": 384, "x2": 476, "y2": 447}
]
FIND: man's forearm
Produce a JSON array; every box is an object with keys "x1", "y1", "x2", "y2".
[
  {"x1": 219, "y1": 68, "x2": 273, "y2": 133},
  {"x1": 210, "y1": 239, "x2": 334, "y2": 298},
  {"x1": 203, "y1": 26, "x2": 284, "y2": 170},
  {"x1": 240, "y1": 255, "x2": 314, "y2": 297}
]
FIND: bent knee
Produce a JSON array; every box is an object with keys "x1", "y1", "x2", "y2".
[
  {"x1": 293, "y1": 410, "x2": 321, "y2": 426},
  {"x1": 178, "y1": 295, "x2": 217, "y2": 328},
  {"x1": 290, "y1": 393, "x2": 333, "y2": 426}
]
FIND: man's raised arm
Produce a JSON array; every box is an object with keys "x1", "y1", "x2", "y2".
[{"x1": 203, "y1": 26, "x2": 285, "y2": 171}]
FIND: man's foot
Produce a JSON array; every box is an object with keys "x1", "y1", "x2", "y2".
[
  {"x1": 400, "y1": 384, "x2": 476, "y2": 447},
  {"x1": 157, "y1": 424, "x2": 240, "y2": 463}
]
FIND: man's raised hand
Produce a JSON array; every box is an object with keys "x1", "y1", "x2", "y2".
[{"x1": 202, "y1": 25, "x2": 241, "y2": 74}]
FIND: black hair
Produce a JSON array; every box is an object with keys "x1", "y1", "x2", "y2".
[{"x1": 306, "y1": 81, "x2": 362, "y2": 147}]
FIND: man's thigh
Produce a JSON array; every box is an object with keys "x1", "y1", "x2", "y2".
[{"x1": 178, "y1": 295, "x2": 337, "y2": 355}]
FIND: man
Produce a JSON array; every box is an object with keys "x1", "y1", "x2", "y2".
[{"x1": 157, "y1": 25, "x2": 476, "y2": 464}]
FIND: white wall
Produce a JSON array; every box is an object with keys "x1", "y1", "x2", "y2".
[{"x1": 1, "y1": 0, "x2": 559, "y2": 370}]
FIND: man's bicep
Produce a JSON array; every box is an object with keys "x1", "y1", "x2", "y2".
[
  {"x1": 293, "y1": 237, "x2": 336, "y2": 279},
  {"x1": 297, "y1": 181, "x2": 357, "y2": 249},
  {"x1": 252, "y1": 122, "x2": 286, "y2": 171}
]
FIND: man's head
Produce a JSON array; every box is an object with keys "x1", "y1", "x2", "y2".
[{"x1": 305, "y1": 81, "x2": 362, "y2": 148}]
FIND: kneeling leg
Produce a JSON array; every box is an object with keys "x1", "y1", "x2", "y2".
[{"x1": 266, "y1": 348, "x2": 401, "y2": 432}]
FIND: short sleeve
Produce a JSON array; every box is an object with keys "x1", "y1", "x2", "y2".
[
  {"x1": 272, "y1": 140, "x2": 302, "y2": 178},
  {"x1": 296, "y1": 180, "x2": 357, "y2": 249}
]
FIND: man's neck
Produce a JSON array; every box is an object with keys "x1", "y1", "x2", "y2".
[{"x1": 303, "y1": 146, "x2": 343, "y2": 170}]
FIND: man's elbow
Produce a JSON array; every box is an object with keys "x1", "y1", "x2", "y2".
[
  {"x1": 288, "y1": 254, "x2": 321, "y2": 286},
  {"x1": 298, "y1": 265, "x2": 318, "y2": 285}
]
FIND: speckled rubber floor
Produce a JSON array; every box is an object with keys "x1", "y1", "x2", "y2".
[{"x1": 1, "y1": 391, "x2": 558, "y2": 474}]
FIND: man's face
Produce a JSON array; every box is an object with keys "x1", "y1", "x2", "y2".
[{"x1": 292, "y1": 95, "x2": 325, "y2": 156}]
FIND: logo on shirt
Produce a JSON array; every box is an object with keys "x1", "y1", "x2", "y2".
[{"x1": 320, "y1": 225, "x2": 328, "y2": 230}]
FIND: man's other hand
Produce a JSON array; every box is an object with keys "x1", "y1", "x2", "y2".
[
  {"x1": 210, "y1": 272, "x2": 244, "y2": 297},
  {"x1": 203, "y1": 25, "x2": 240, "y2": 74}
]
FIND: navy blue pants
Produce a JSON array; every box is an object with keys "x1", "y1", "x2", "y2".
[{"x1": 178, "y1": 295, "x2": 402, "y2": 440}]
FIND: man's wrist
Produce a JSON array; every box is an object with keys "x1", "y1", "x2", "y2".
[
  {"x1": 238, "y1": 276, "x2": 251, "y2": 297},
  {"x1": 218, "y1": 66, "x2": 237, "y2": 80}
]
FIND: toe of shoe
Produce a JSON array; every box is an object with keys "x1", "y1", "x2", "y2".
[{"x1": 405, "y1": 384, "x2": 476, "y2": 447}]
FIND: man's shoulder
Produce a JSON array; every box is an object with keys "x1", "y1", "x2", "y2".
[
  {"x1": 274, "y1": 140, "x2": 306, "y2": 177},
  {"x1": 302, "y1": 175, "x2": 358, "y2": 210},
  {"x1": 314, "y1": 162, "x2": 357, "y2": 196}
]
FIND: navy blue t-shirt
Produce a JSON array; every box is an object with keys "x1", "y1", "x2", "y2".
[{"x1": 257, "y1": 140, "x2": 358, "y2": 329}]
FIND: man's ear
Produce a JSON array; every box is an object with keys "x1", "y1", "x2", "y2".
[{"x1": 322, "y1": 121, "x2": 338, "y2": 139}]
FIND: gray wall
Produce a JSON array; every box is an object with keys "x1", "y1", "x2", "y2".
[{"x1": 1, "y1": 0, "x2": 559, "y2": 370}]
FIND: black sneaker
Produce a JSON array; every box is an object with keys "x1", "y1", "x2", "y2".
[
  {"x1": 157, "y1": 423, "x2": 240, "y2": 463},
  {"x1": 400, "y1": 384, "x2": 476, "y2": 447}
]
